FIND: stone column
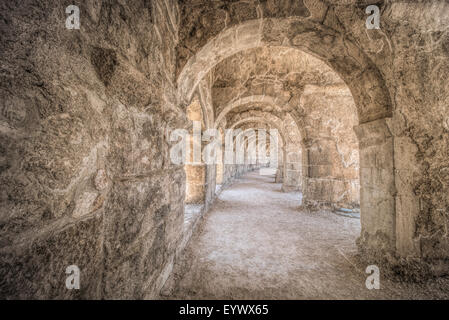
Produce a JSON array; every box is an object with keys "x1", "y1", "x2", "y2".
[
  {"x1": 185, "y1": 164, "x2": 206, "y2": 204},
  {"x1": 354, "y1": 119, "x2": 396, "y2": 255},
  {"x1": 204, "y1": 164, "x2": 216, "y2": 210},
  {"x1": 275, "y1": 167, "x2": 283, "y2": 183},
  {"x1": 394, "y1": 134, "x2": 421, "y2": 258},
  {"x1": 216, "y1": 162, "x2": 224, "y2": 185},
  {"x1": 302, "y1": 138, "x2": 336, "y2": 207}
]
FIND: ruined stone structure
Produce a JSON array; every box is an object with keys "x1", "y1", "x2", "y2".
[{"x1": 0, "y1": 0, "x2": 448, "y2": 299}]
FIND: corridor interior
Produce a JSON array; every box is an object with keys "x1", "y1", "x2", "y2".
[{"x1": 1, "y1": 1, "x2": 449, "y2": 299}]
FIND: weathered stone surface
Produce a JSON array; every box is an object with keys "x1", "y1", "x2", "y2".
[
  {"x1": 0, "y1": 213, "x2": 103, "y2": 299},
  {"x1": 0, "y1": 0, "x2": 184, "y2": 299},
  {"x1": 1, "y1": 0, "x2": 448, "y2": 299}
]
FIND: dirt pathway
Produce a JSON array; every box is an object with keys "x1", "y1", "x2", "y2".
[{"x1": 164, "y1": 171, "x2": 449, "y2": 299}]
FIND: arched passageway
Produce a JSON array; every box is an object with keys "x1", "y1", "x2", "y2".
[
  {"x1": 178, "y1": 40, "x2": 369, "y2": 253},
  {"x1": 1, "y1": 0, "x2": 448, "y2": 300}
]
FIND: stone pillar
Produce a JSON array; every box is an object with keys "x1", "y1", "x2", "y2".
[
  {"x1": 185, "y1": 164, "x2": 206, "y2": 204},
  {"x1": 273, "y1": 145, "x2": 284, "y2": 183},
  {"x1": 204, "y1": 164, "x2": 216, "y2": 210},
  {"x1": 275, "y1": 167, "x2": 283, "y2": 183},
  {"x1": 394, "y1": 135, "x2": 421, "y2": 258},
  {"x1": 282, "y1": 149, "x2": 302, "y2": 192},
  {"x1": 301, "y1": 138, "x2": 312, "y2": 206},
  {"x1": 216, "y1": 163, "x2": 224, "y2": 185},
  {"x1": 303, "y1": 138, "x2": 335, "y2": 207},
  {"x1": 300, "y1": 133, "x2": 360, "y2": 209},
  {"x1": 354, "y1": 119, "x2": 396, "y2": 256}
]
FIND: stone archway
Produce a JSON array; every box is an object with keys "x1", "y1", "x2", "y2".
[
  {"x1": 177, "y1": 18, "x2": 392, "y2": 122},
  {"x1": 176, "y1": 18, "x2": 398, "y2": 258},
  {"x1": 229, "y1": 115, "x2": 301, "y2": 191},
  {"x1": 214, "y1": 95, "x2": 286, "y2": 129},
  {"x1": 233, "y1": 121, "x2": 285, "y2": 177}
]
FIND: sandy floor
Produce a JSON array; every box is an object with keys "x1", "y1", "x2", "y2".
[{"x1": 163, "y1": 171, "x2": 449, "y2": 299}]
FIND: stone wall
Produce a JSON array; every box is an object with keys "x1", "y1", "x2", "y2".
[
  {"x1": 1, "y1": 0, "x2": 448, "y2": 298},
  {"x1": 0, "y1": 0, "x2": 184, "y2": 299},
  {"x1": 338, "y1": 1, "x2": 449, "y2": 267},
  {"x1": 387, "y1": 3, "x2": 449, "y2": 268}
]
